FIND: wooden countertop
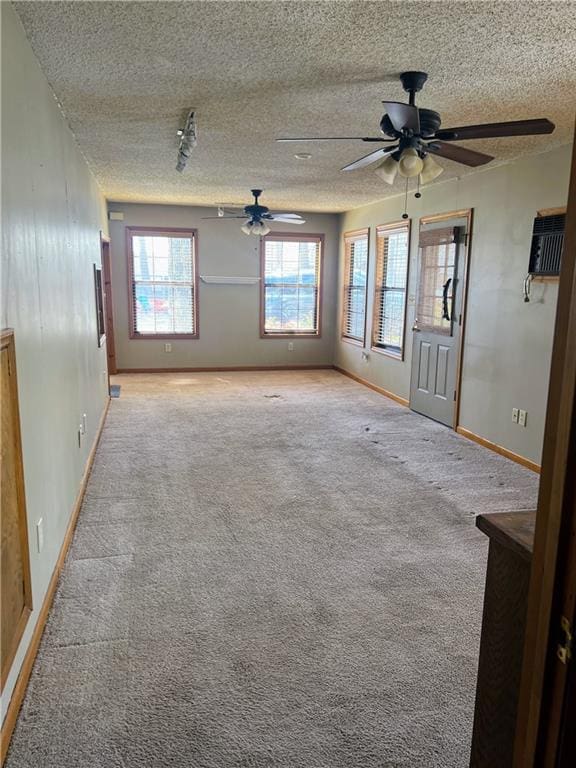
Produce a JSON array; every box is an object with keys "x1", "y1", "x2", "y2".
[{"x1": 476, "y1": 510, "x2": 536, "y2": 562}]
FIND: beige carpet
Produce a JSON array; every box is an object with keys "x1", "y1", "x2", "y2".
[{"x1": 6, "y1": 371, "x2": 539, "y2": 768}]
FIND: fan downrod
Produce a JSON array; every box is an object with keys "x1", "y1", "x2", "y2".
[{"x1": 399, "y1": 71, "x2": 428, "y2": 105}]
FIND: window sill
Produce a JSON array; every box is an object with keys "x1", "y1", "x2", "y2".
[
  {"x1": 261, "y1": 332, "x2": 321, "y2": 339},
  {"x1": 129, "y1": 333, "x2": 199, "y2": 340},
  {"x1": 371, "y1": 345, "x2": 404, "y2": 361},
  {"x1": 341, "y1": 336, "x2": 365, "y2": 347}
]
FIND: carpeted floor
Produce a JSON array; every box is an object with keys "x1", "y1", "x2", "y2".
[{"x1": 6, "y1": 371, "x2": 539, "y2": 768}]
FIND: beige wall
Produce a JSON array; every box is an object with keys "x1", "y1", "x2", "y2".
[
  {"x1": 335, "y1": 144, "x2": 572, "y2": 465},
  {"x1": 1, "y1": 3, "x2": 109, "y2": 719},
  {"x1": 107, "y1": 204, "x2": 339, "y2": 369}
]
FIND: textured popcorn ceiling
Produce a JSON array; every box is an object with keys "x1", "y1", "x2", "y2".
[{"x1": 13, "y1": 0, "x2": 576, "y2": 212}]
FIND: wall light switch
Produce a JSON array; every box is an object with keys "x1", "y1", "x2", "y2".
[
  {"x1": 164, "y1": 343, "x2": 172, "y2": 353},
  {"x1": 288, "y1": 342, "x2": 294, "y2": 351},
  {"x1": 512, "y1": 408, "x2": 519, "y2": 424},
  {"x1": 519, "y1": 409, "x2": 527, "y2": 427},
  {"x1": 36, "y1": 518, "x2": 44, "y2": 553}
]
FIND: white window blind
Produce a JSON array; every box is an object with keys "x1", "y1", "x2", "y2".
[
  {"x1": 128, "y1": 229, "x2": 197, "y2": 338},
  {"x1": 262, "y1": 236, "x2": 322, "y2": 335},
  {"x1": 342, "y1": 230, "x2": 369, "y2": 342},
  {"x1": 373, "y1": 223, "x2": 410, "y2": 355}
]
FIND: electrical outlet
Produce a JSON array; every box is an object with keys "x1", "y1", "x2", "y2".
[
  {"x1": 36, "y1": 518, "x2": 44, "y2": 553},
  {"x1": 512, "y1": 408, "x2": 519, "y2": 423},
  {"x1": 164, "y1": 343, "x2": 172, "y2": 353},
  {"x1": 519, "y1": 409, "x2": 527, "y2": 427},
  {"x1": 288, "y1": 342, "x2": 294, "y2": 351}
]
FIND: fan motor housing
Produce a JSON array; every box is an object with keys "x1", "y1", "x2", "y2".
[{"x1": 380, "y1": 108, "x2": 441, "y2": 139}]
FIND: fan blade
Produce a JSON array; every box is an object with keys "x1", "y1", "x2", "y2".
[
  {"x1": 269, "y1": 216, "x2": 306, "y2": 224},
  {"x1": 341, "y1": 145, "x2": 398, "y2": 172},
  {"x1": 434, "y1": 118, "x2": 555, "y2": 142},
  {"x1": 267, "y1": 213, "x2": 303, "y2": 219},
  {"x1": 426, "y1": 141, "x2": 493, "y2": 167},
  {"x1": 276, "y1": 137, "x2": 391, "y2": 143},
  {"x1": 383, "y1": 101, "x2": 420, "y2": 133}
]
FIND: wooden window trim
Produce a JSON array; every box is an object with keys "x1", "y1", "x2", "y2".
[
  {"x1": 126, "y1": 226, "x2": 199, "y2": 340},
  {"x1": 371, "y1": 220, "x2": 411, "y2": 361},
  {"x1": 342, "y1": 228, "x2": 370, "y2": 345},
  {"x1": 259, "y1": 232, "x2": 324, "y2": 339}
]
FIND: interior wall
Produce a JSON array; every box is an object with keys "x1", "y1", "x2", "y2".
[
  {"x1": 107, "y1": 203, "x2": 339, "y2": 370},
  {"x1": 1, "y1": 2, "x2": 109, "y2": 719},
  {"x1": 335, "y1": 144, "x2": 572, "y2": 465}
]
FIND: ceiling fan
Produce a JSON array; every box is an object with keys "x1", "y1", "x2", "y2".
[
  {"x1": 277, "y1": 71, "x2": 555, "y2": 186},
  {"x1": 202, "y1": 189, "x2": 305, "y2": 235}
]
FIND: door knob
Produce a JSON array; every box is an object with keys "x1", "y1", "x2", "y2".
[{"x1": 412, "y1": 322, "x2": 420, "y2": 332}]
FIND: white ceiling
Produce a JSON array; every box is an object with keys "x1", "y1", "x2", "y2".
[{"x1": 13, "y1": 0, "x2": 576, "y2": 212}]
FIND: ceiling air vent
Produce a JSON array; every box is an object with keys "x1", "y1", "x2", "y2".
[{"x1": 529, "y1": 213, "x2": 565, "y2": 276}]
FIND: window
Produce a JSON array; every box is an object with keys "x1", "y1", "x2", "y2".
[
  {"x1": 416, "y1": 226, "x2": 460, "y2": 335},
  {"x1": 342, "y1": 229, "x2": 369, "y2": 343},
  {"x1": 261, "y1": 234, "x2": 323, "y2": 336},
  {"x1": 127, "y1": 228, "x2": 198, "y2": 339},
  {"x1": 372, "y1": 222, "x2": 410, "y2": 358}
]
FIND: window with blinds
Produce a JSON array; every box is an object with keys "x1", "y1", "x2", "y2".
[
  {"x1": 127, "y1": 228, "x2": 198, "y2": 339},
  {"x1": 261, "y1": 234, "x2": 323, "y2": 336},
  {"x1": 372, "y1": 222, "x2": 410, "y2": 357},
  {"x1": 342, "y1": 229, "x2": 369, "y2": 342}
]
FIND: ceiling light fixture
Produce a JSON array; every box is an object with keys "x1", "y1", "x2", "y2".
[
  {"x1": 294, "y1": 152, "x2": 312, "y2": 160},
  {"x1": 374, "y1": 148, "x2": 444, "y2": 188},
  {"x1": 419, "y1": 154, "x2": 443, "y2": 185},
  {"x1": 175, "y1": 109, "x2": 197, "y2": 173},
  {"x1": 374, "y1": 154, "x2": 399, "y2": 185},
  {"x1": 397, "y1": 147, "x2": 424, "y2": 178}
]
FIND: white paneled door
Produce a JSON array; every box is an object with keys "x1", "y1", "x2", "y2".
[{"x1": 409, "y1": 217, "x2": 469, "y2": 427}]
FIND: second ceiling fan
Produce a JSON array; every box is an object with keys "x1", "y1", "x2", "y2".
[
  {"x1": 277, "y1": 71, "x2": 555, "y2": 186},
  {"x1": 202, "y1": 189, "x2": 305, "y2": 235}
]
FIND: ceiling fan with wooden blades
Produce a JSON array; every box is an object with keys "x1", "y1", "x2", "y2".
[
  {"x1": 277, "y1": 71, "x2": 555, "y2": 185},
  {"x1": 202, "y1": 189, "x2": 305, "y2": 235}
]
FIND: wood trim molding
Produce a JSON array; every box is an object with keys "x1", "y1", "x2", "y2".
[
  {"x1": 0, "y1": 330, "x2": 33, "y2": 693},
  {"x1": 334, "y1": 365, "x2": 410, "y2": 407},
  {"x1": 537, "y1": 206, "x2": 566, "y2": 217},
  {"x1": 0, "y1": 396, "x2": 111, "y2": 765},
  {"x1": 456, "y1": 426, "x2": 541, "y2": 474},
  {"x1": 115, "y1": 365, "x2": 334, "y2": 373}
]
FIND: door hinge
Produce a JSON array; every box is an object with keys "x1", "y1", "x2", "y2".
[
  {"x1": 453, "y1": 390, "x2": 457, "y2": 401},
  {"x1": 557, "y1": 615, "x2": 573, "y2": 665}
]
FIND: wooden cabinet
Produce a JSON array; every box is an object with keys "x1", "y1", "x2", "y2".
[
  {"x1": 470, "y1": 511, "x2": 536, "y2": 767},
  {"x1": 1, "y1": 329, "x2": 32, "y2": 690}
]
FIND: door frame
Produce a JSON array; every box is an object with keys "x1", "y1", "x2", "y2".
[
  {"x1": 513, "y1": 134, "x2": 576, "y2": 767},
  {"x1": 1, "y1": 329, "x2": 33, "y2": 692},
  {"x1": 413, "y1": 208, "x2": 473, "y2": 430},
  {"x1": 100, "y1": 234, "x2": 117, "y2": 376}
]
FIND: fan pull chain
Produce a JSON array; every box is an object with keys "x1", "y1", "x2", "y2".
[
  {"x1": 402, "y1": 177, "x2": 409, "y2": 219},
  {"x1": 415, "y1": 175, "x2": 422, "y2": 200}
]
